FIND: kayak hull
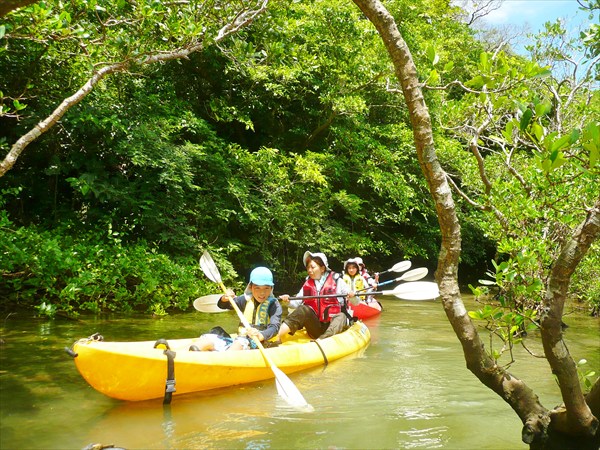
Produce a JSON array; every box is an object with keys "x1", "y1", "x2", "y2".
[{"x1": 72, "y1": 321, "x2": 370, "y2": 401}]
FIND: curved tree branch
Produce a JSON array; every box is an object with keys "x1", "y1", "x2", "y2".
[{"x1": 0, "y1": 0, "x2": 269, "y2": 177}]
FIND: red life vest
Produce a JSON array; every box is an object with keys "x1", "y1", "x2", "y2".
[{"x1": 302, "y1": 271, "x2": 341, "y2": 322}]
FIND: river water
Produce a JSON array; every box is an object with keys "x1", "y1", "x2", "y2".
[{"x1": 1, "y1": 296, "x2": 598, "y2": 449}]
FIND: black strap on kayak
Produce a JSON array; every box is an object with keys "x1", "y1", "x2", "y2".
[
  {"x1": 154, "y1": 339, "x2": 176, "y2": 405},
  {"x1": 342, "y1": 305, "x2": 357, "y2": 325},
  {"x1": 312, "y1": 339, "x2": 329, "y2": 366}
]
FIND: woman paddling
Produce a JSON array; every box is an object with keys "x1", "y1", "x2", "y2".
[{"x1": 278, "y1": 251, "x2": 357, "y2": 341}]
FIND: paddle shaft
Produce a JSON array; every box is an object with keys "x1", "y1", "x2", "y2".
[
  {"x1": 358, "y1": 267, "x2": 428, "y2": 290},
  {"x1": 288, "y1": 292, "x2": 385, "y2": 300},
  {"x1": 214, "y1": 282, "x2": 270, "y2": 353},
  {"x1": 287, "y1": 286, "x2": 428, "y2": 300},
  {"x1": 373, "y1": 279, "x2": 394, "y2": 288}
]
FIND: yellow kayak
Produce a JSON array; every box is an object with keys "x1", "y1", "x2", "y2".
[{"x1": 71, "y1": 321, "x2": 370, "y2": 401}]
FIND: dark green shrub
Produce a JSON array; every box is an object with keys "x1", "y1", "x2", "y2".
[{"x1": 0, "y1": 212, "x2": 211, "y2": 316}]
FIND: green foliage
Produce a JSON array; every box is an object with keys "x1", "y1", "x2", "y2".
[
  {"x1": 0, "y1": 213, "x2": 209, "y2": 316},
  {"x1": 576, "y1": 359, "x2": 598, "y2": 392},
  {"x1": 570, "y1": 242, "x2": 600, "y2": 315},
  {"x1": 487, "y1": 249, "x2": 545, "y2": 307},
  {"x1": 553, "y1": 357, "x2": 600, "y2": 393},
  {"x1": 468, "y1": 304, "x2": 539, "y2": 365},
  {"x1": 35, "y1": 301, "x2": 57, "y2": 318},
  {"x1": 469, "y1": 250, "x2": 544, "y2": 365},
  {"x1": 1, "y1": 0, "x2": 597, "y2": 318},
  {"x1": 430, "y1": 13, "x2": 600, "y2": 387},
  {"x1": 1, "y1": 0, "x2": 445, "y2": 301},
  {"x1": 468, "y1": 250, "x2": 545, "y2": 365},
  {"x1": 436, "y1": 17, "x2": 599, "y2": 318}
]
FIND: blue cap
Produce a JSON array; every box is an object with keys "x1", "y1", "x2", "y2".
[{"x1": 248, "y1": 267, "x2": 274, "y2": 286}]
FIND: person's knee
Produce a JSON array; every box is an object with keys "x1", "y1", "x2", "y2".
[{"x1": 324, "y1": 314, "x2": 346, "y2": 336}]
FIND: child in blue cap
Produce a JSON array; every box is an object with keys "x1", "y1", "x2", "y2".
[{"x1": 192, "y1": 267, "x2": 282, "y2": 351}]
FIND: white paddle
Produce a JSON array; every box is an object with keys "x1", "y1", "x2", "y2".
[
  {"x1": 287, "y1": 280, "x2": 440, "y2": 301},
  {"x1": 193, "y1": 294, "x2": 227, "y2": 313},
  {"x1": 362, "y1": 267, "x2": 428, "y2": 290},
  {"x1": 199, "y1": 251, "x2": 311, "y2": 409},
  {"x1": 380, "y1": 281, "x2": 440, "y2": 301},
  {"x1": 377, "y1": 260, "x2": 411, "y2": 276}
]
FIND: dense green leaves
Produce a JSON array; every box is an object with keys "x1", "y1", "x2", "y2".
[
  {"x1": 0, "y1": 211, "x2": 206, "y2": 316},
  {"x1": 1, "y1": 0, "x2": 597, "y2": 317}
]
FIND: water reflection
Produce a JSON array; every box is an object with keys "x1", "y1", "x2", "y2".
[{"x1": 0, "y1": 297, "x2": 598, "y2": 449}]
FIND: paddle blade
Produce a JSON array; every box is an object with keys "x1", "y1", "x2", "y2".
[
  {"x1": 199, "y1": 251, "x2": 222, "y2": 284},
  {"x1": 193, "y1": 294, "x2": 228, "y2": 313},
  {"x1": 379, "y1": 260, "x2": 411, "y2": 276},
  {"x1": 390, "y1": 260, "x2": 412, "y2": 273},
  {"x1": 398, "y1": 267, "x2": 428, "y2": 282},
  {"x1": 272, "y1": 366, "x2": 313, "y2": 410},
  {"x1": 386, "y1": 281, "x2": 440, "y2": 301},
  {"x1": 376, "y1": 267, "x2": 428, "y2": 288}
]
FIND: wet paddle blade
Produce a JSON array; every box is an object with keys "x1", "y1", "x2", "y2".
[
  {"x1": 195, "y1": 304, "x2": 227, "y2": 313},
  {"x1": 375, "y1": 267, "x2": 428, "y2": 288},
  {"x1": 273, "y1": 366, "x2": 312, "y2": 410},
  {"x1": 379, "y1": 260, "x2": 411, "y2": 276},
  {"x1": 390, "y1": 260, "x2": 412, "y2": 273},
  {"x1": 193, "y1": 294, "x2": 228, "y2": 313}
]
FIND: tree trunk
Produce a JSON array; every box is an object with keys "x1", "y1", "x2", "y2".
[
  {"x1": 0, "y1": 0, "x2": 37, "y2": 18},
  {"x1": 350, "y1": 0, "x2": 599, "y2": 446},
  {"x1": 540, "y1": 198, "x2": 600, "y2": 438}
]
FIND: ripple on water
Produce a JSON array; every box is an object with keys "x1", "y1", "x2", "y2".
[{"x1": 398, "y1": 426, "x2": 448, "y2": 449}]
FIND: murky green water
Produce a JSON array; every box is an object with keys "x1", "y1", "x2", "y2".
[{"x1": 1, "y1": 296, "x2": 598, "y2": 449}]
